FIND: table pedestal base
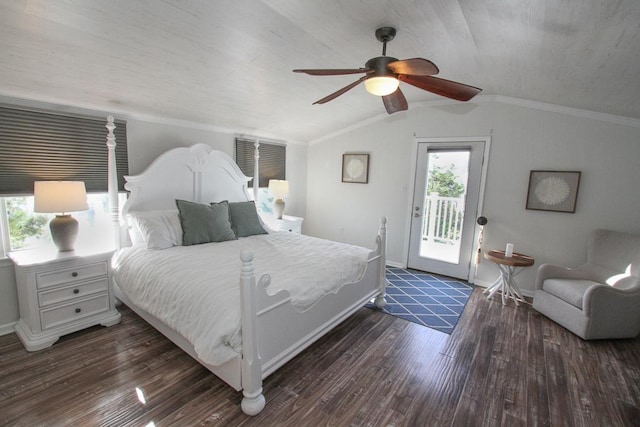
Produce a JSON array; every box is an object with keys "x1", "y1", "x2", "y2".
[{"x1": 483, "y1": 264, "x2": 526, "y2": 305}]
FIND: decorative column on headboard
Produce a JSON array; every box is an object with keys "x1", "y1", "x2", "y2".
[
  {"x1": 105, "y1": 115, "x2": 120, "y2": 249},
  {"x1": 253, "y1": 140, "x2": 260, "y2": 202}
]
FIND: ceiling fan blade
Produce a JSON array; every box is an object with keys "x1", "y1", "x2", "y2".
[
  {"x1": 293, "y1": 68, "x2": 370, "y2": 76},
  {"x1": 313, "y1": 76, "x2": 368, "y2": 104},
  {"x1": 399, "y1": 75, "x2": 482, "y2": 101},
  {"x1": 382, "y1": 88, "x2": 408, "y2": 114},
  {"x1": 388, "y1": 58, "x2": 439, "y2": 76}
]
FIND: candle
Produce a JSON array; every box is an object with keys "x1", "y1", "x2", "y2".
[{"x1": 505, "y1": 243, "x2": 514, "y2": 257}]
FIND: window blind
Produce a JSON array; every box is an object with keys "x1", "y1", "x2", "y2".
[
  {"x1": 235, "y1": 138, "x2": 286, "y2": 187},
  {"x1": 0, "y1": 106, "x2": 129, "y2": 194}
]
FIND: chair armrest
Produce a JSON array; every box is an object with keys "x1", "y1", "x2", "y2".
[
  {"x1": 534, "y1": 263, "x2": 594, "y2": 290},
  {"x1": 583, "y1": 277, "x2": 640, "y2": 317}
]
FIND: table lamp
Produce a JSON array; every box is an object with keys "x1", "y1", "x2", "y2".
[
  {"x1": 268, "y1": 179, "x2": 289, "y2": 219},
  {"x1": 34, "y1": 181, "x2": 89, "y2": 252}
]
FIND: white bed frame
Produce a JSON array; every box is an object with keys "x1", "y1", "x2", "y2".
[{"x1": 104, "y1": 116, "x2": 388, "y2": 415}]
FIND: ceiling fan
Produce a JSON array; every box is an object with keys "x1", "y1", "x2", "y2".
[{"x1": 293, "y1": 27, "x2": 482, "y2": 114}]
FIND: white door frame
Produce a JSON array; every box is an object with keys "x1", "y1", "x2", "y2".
[{"x1": 403, "y1": 136, "x2": 491, "y2": 283}]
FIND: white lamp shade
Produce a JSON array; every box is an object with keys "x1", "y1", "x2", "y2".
[
  {"x1": 365, "y1": 76, "x2": 400, "y2": 96},
  {"x1": 34, "y1": 181, "x2": 89, "y2": 214},
  {"x1": 268, "y1": 180, "x2": 289, "y2": 199}
]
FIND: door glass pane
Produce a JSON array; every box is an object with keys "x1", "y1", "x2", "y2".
[{"x1": 420, "y1": 150, "x2": 470, "y2": 264}]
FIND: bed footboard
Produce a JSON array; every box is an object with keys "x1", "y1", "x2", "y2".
[{"x1": 238, "y1": 217, "x2": 388, "y2": 416}]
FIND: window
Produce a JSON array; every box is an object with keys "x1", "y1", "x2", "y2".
[
  {"x1": 235, "y1": 137, "x2": 286, "y2": 215},
  {"x1": 2, "y1": 193, "x2": 127, "y2": 254},
  {"x1": 0, "y1": 105, "x2": 128, "y2": 194},
  {"x1": 0, "y1": 105, "x2": 129, "y2": 256},
  {"x1": 235, "y1": 138, "x2": 286, "y2": 187}
]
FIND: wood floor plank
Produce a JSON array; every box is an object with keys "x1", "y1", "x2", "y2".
[
  {"x1": 543, "y1": 340, "x2": 575, "y2": 427},
  {"x1": 525, "y1": 309, "x2": 550, "y2": 426},
  {"x1": 1, "y1": 287, "x2": 639, "y2": 426}
]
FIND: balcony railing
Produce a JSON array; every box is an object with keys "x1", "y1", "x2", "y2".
[{"x1": 423, "y1": 194, "x2": 465, "y2": 245}]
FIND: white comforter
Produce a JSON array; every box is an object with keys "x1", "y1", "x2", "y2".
[{"x1": 111, "y1": 232, "x2": 370, "y2": 366}]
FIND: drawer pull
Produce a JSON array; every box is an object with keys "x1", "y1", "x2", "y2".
[
  {"x1": 73, "y1": 289, "x2": 80, "y2": 294},
  {"x1": 72, "y1": 272, "x2": 79, "y2": 277},
  {"x1": 75, "y1": 308, "x2": 82, "y2": 314}
]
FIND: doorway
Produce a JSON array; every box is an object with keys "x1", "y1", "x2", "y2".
[{"x1": 407, "y1": 138, "x2": 488, "y2": 280}]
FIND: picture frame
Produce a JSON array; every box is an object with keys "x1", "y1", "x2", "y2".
[
  {"x1": 342, "y1": 153, "x2": 369, "y2": 184},
  {"x1": 526, "y1": 170, "x2": 581, "y2": 213}
]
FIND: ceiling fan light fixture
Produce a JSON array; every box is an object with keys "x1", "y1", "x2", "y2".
[{"x1": 365, "y1": 76, "x2": 399, "y2": 96}]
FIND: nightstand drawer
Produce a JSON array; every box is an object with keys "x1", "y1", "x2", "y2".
[
  {"x1": 280, "y1": 221, "x2": 301, "y2": 233},
  {"x1": 36, "y1": 262, "x2": 108, "y2": 289},
  {"x1": 262, "y1": 215, "x2": 304, "y2": 234},
  {"x1": 40, "y1": 293, "x2": 110, "y2": 330},
  {"x1": 38, "y1": 278, "x2": 109, "y2": 308}
]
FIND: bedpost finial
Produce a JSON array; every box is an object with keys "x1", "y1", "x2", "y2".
[
  {"x1": 105, "y1": 115, "x2": 116, "y2": 138},
  {"x1": 240, "y1": 249, "x2": 254, "y2": 263},
  {"x1": 380, "y1": 216, "x2": 387, "y2": 225}
]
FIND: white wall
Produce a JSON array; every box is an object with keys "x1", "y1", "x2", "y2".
[
  {"x1": 306, "y1": 99, "x2": 640, "y2": 294},
  {"x1": 0, "y1": 113, "x2": 308, "y2": 333}
]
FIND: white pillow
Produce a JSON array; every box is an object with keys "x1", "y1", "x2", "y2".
[
  {"x1": 127, "y1": 220, "x2": 145, "y2": 247},
  {"x1": 128, "y1": 210, "x2": 183, "y2": 249}
]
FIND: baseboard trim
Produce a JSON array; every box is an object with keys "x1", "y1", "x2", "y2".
[
  {"x1": 0, "y1": 321, "x2": 17, "y2": 336},
  {"x1": 386, "y1": 261, "x2": 405, "y2": 269}
]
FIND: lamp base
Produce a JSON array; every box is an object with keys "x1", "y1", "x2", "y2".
[
  {"x1": 50, "y1": 214, "x2": 79, "y2": 252},
  {"x1": 273, "y1": 198, "x2": 285, "y2": 220}
]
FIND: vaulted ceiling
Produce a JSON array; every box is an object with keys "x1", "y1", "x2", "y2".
[{"x1": 1, "y1": 1, "x2": 640, "y2": 142}]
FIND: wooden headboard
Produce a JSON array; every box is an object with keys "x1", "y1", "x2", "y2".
[
  {"x1": 122, "y1": 144, "x2": 253, "y2": 214},
  {"x1": 105, "y1": 117, "x2": 260, "y2": 249}
]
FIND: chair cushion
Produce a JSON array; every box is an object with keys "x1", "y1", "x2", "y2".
[{"x1": 542, "y1": 279, "x2": 601, "y2": 309}]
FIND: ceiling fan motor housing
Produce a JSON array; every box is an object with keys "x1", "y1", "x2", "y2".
[{"x1": 365, "y1": 56, "x2": 399, "y2": 78}]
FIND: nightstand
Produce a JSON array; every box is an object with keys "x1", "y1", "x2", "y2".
[
  {"x1": 262, "y1": 215, "x2": 304, "y2": 233},
  {"x1": 8, "y1": 246, "x2": 121, "y2": 351}
]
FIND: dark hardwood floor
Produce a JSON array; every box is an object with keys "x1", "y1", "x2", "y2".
[{"x1": 1, "y1": 287, "x2": 639, "y2": 426}]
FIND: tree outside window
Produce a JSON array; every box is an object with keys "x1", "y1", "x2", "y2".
[
  {"x1": 425, "y1": 156, "x2": 467, "y2": 243},
  {"x1": 427, "y1": 164, "x2": 465, "y2": 198},
  {"x1": 3, "y1": 193, "x2": 127, "y2": 252},
  {"x1": 6, "y1": 197, "x2": 49, "y2": 249}
]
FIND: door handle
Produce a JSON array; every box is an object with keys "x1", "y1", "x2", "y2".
[{"x1": 414, "y1": 213, "x2": 421, "y2": 218}]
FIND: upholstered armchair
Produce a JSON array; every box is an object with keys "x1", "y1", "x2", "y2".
[{"x1": 532, "y1": 229, "x2": 640, "y2": 340}]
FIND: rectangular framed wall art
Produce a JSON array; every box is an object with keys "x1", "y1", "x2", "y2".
[
  {"x1": 342, "y1": 153, "x2": 369, "y2": 184},
  {"x1": 526, "y1": 170, "x2": 581, "y2": 213}
]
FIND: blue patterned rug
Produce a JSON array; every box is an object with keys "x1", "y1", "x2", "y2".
[{"x1": 366, "y1": 267, "x2": 474, "y2": 334}]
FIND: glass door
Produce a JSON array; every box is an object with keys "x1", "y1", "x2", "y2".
[{"x1": 407, "y1": 140, "x2": 486, "y2": 280}]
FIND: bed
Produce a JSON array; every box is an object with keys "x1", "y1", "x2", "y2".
[{"x1": 104, "y1": 117, "x2": 388, "y2": 415}]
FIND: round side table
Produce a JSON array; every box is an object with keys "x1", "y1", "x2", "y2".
[{"x1": 483, "y1": 250, "x2": 534, "y2": 305}]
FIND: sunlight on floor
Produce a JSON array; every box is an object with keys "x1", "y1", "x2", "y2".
[{"x1": 136, "y1": 387, "x2": 147, "y2": 404}]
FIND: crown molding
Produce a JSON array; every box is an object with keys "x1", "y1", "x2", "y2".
[
  {"x1": 310, "y1": 94, "x2": 640, "y2": 144},
  {"x1": 482, "y1": 95, "x2": 640, "y2": 128},
  {"x1": 4, "y1": 92, "x2": 639, "y2": 148},
  {"x1": 309, "y1": 110, "x2": 397, "y2": 145}
]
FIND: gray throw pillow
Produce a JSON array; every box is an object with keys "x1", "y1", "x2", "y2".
[
  {"x1": 176, "y1": 199, "x2": 237, "y2": 245},
  {"x1": 227, "y1": 201, "x2": 267, "y2": 238}
]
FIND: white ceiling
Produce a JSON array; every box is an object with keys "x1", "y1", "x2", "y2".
[{"x1": 1, "y1": 0, "x2": 640, "y2": 142}]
